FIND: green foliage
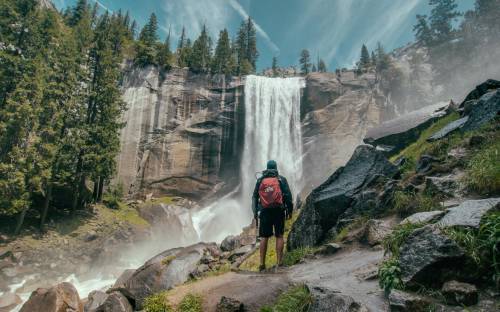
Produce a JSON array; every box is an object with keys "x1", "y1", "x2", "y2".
[
  {"x1": 271, "y1": 56, "x2": 278, "y2": 77},
  {"x1": 235, "y1": 17, "x2": 258, "y2": 75},
  {"x1": 103, "y1": 183, "x2": 123, "y2": 209},
  {"x1": 392, "y1": 190, "x2": 442, "y2": 217},
  {"x1": 414, "y1": 14, "x2": 433, "y2": 46},
  {"x1": 383, "y1": 222, "x2": 423, "y2": 257},
  {"x1": 212, "y1": 29, "x2": 234, "y2": 75},
  {"x1": 428, "y1": 0, "x2": 461, "y2": 43},
  {"x1": 177, "y1": 293, "x2": 203, "y2": 312},
  {"x1": 260, "y1": 285, "x2": 312, "y2": 312},
  {"x1": 466, "y1": 139, "x2": 500, "y2": 195},
  {"x1": 282, "y1": 247, "x2": 316, "y2": 266},
  {"x1": 190, "y1": 25, "x2": 212, "y2": 73},
  {"x1": 318, "y1": 59, "x2": 327, "y2": 72},
  {"x1": 378, "y1": 257, "x2": 403, "y2": 295},
  {"x1": 143, "y1": 292, "x2": 172, "y2": 312},
  {"x1": 445, "y1": 212, "x2": 500, "y2": 284},
  {"x1": 359, "y1": 44, "x2": 371, "y2": 70},
  {"x1": 135, "y1": 13, "x2": 159, "y2": 66}
]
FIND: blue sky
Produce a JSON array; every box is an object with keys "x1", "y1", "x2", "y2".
[{"x1": 54, "y1": 0, "x2": 475, "y2": 71}]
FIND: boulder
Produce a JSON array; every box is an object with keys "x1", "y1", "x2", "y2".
[
  {"x1": 84, "y1": 291, "x2": 108, "y2": 312},
  {"x1": 388, "y1": 290, "x2": 432, "y2": 312},
  {"x1": 415, "y1": 155, "x2": 440, "y2": 174},
  {"x1": 308, "y1": 286, "x2": 369, "y2": 312},
  {"x1": 363, "y1": 102, "x2": 447, "y2": 157},
  {"x1": 215, "y1": 296, "x2": 245, "y2": 312},
  {"x1": 462, "y1": 90, "x2": 500, "y2": 131},
  {"x1": 112, "y1": 270, "x2": 135, "y2": 289},
  {"x1": 228, "y1": 245, "x2": 253, "y2": 262},
  {"x1": 401, "y1": 211, "x2": 445, "y2": 225},
  {"x1": 95, "y1": 292, "x2": 132, "y2": 312},
  {"x1": 315, "y1": 243, "x2": 341, "y2": 256},
  {"x1": 0, "y1": 292, "x2": 22, "y2": 312},
  {"x1": 441, "y1": 280, "x2": 478, "y2": 306},
  {"x1": 427, "y1": 116, "x2": 468, "y2": 142},
  {"x1": 20, "y1": 282, "x2": 83, "y2": 312},
  {"x1": 220, "y1": 235, "x2": 241, "y2": 252},
  {"x1": 424, "y1": 175, "x2": 460, "y2": 197},
  {"x1": 399, "y1": 225, "x2": 466, "y2": 288},
  {"x1": 119, "y1": 242, "x2": 220, "y2": 309},
  {"x1": 287, "y1": 145, "x2": 398, "y2": 250},
  {"x1": 438, "y1": 198, "x2": 500, "y2": 229},
  {"x1": 460, "y1": 79, "x2": 500, "y2": 105},
  {"x1": 361, "y1": 219, "x2": 393, "y2": 246},
  {"x1": 83, "y1": 231, "x2": 98, "y2": 242}
]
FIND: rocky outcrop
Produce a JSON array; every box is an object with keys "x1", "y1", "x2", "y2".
[
  {"x1": 215, "y1": 296, "x2": 245, "y2": 312},
  {"x1": 462, "y1": 89, "x2": 500, "y2": 131},
  {"x1": 20, "y1": 282, "x2": 83, "y2": 312},
  {"x1": 118, "y1": 242, "x2": 220, "y2": 309},
  {"x1": 388, "y1": 290, "x2": 432, "y2": 312},
  {"x1": 438, "y1": 198, "x2": 500, "y2": 229},
  {"x1": 460, "y1": 79, "x2": 500, "y2": 105},
  {"x1": 117, "y1": 67, "x2": 244, "y2": 199},
  {"x1": 0, "y1": 292, "x2": 21, "y2": 312},
  {"x1": 398, "y1": 225, "x2": 465, "y2": 288},
  {"x1": 441, "y1": 280, "x2": 478, "y2": 306},
  {"x1": 84, "y1": 291, "x2": 108, "y2": 312},
  {"x1": 94, "y1": 292, "x2": 133, "y2": 312},
  {"x1": 287, "y1": 145, "x2": 398, "y2": 250},
  {"x1": 401, "y1": 211, "x2": 445, "y2": 225},
  {"x1": 308, "y1": 286, "x2": 369, "y2": 312}
]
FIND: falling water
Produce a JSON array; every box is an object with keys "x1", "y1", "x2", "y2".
[{"x1": 193, "y1": 75, "x2": 305, "y2": 242}]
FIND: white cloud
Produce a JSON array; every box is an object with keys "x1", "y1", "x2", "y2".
[{"x1": 161, "y1": 0, "x2": 279, "y2": 53}]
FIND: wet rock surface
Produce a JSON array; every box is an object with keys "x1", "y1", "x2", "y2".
[
  {"x1": 288, "y1": 145, "x2": 397, "y2": 250},
  {"x1": 399, "y1": 225, "x2": 465, "y2": 288},
  {"x1": 441, "y1": 280, "x2": 478, "y2": 306},
  {"x1": 401, "y1": 211, "x2": 445, "y2": 225},
  {"x1": 308, "y1": 286, "x2": 369, "y2": 312},
  {"x1": 94, "y1": 292, "x2": 133, "y2": 312},
  {"x1": 20, "y1": 282, "x2": 83, "y2": 312},
  {"x1": 388, "y1": 290, "x2": 431, "y2": 312},
  {"x1": 84, "y1": 290, "x2": 108, "y2": 312},
  {"x1": 462, "y1": 90, "x2": 500, "y2": 131},
  {"x1": 438, "y1": 198, "x2": 500, "y2": 229},
  {"x1": 427, "y1": 116, "x2": 468, "y2": 142}
]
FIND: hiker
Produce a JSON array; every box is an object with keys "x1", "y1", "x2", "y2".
[{"x1": 252, "y1": 160, "x2": 293, "y2": 271}]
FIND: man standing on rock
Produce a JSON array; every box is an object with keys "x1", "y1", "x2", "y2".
[{"x1": 252, "y1": 160, "x2": 293, "y2": 271}]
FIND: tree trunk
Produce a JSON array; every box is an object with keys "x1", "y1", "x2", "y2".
[
  {"x1": 97, "y1": 177, "x2": 104, "y2": 203},
  {"x1": 92, "y1": 178, "x2": 99, "y2": 203},
  {"x1": 39, "y1": 183, "x2": 53, "y2": 231},
  {"x1": 15, "y1": 207, "x2": 29, "y2": 235},
  {"x1": 71, "y1": 175, "x2": 85, "y2": 214}
]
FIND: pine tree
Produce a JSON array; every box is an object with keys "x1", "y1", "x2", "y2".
[
  {"x1": 318, "y1": 59, "x2": 327, "y2": 72},
  {"x1": 245, "y1": 17, "x2": 258, "y2": 70},
  {"x1": 359, "y1": 44, "x2": 370, "y2": 70},
  {"x1": 371, "y1": 51, "x2": 377, "y2": 66},
  {"x1": 157, "y1": 31, "x2": 173, "y2": 70},
  {"x1": 235, "y1": 18, "x2": 259, "y2": 75},
  {"x1": 429, "y1": 0, "x2": 461, "y2": 43},
  {"x1": 311, "y1": 64, "x2": 317, "y2": 72},
  {"x1": 177, "y1": 27, "x2": 191, "y2": 68},
  {"x1": 299, "y1": 49, "x2": 311, "y2": 75},
  {"x1": 375, "y1": 42, "x2": 391, "y2": 72},
  {"x1": 69, "y1": 0, "x2": 89, "y2": 26},
  {"x1": 135, "y1": 13, "x2": 159, "y2": 66},
  {"x1": 190, "y1": 25, "x2": 212, "y2": 73},
  {"x1": 236, "y1": 21, "x2": 248, "y2": 74},
  {"x1": 212, "y1": 29, "x2": 233, "y2": 75},
  {"x1": 272, "y1": 56, "x2": 278, "y2": 77},
  {"x1": 414, "y1": 14, "x2": 433, "y2": 46}
]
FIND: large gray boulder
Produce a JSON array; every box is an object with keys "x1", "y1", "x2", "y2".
[
  {"x1": 462, "y1": 90, "x2": 500, "y2": 131},
  {"x1": 287, "y1": 145, "x2": 398, "y2": 250},
  {"x1": 119, "y1": 242, "x2": 220, "y2": 309},
  {"x1": 401, "y1": 211, "x2": 445, "y2": 225},
  {"x1": 438, "y1": 198, "x2": 500, "y2": 229},
  {"x1": 20, "y1": 282, "x2": 83, "y2": 312},
  {"x1": 388, "y1": 290, "x2": 432, "y2": 312},
  {"x1": 308, "y1": 286, "x2": 369, "y2": 312},
  {"x1": 363, "y1": 102, "x2": 447, "y2": 156},
  {"x1": 84, "y1": 291, "x2": 108, "y2": 312},
  {"x1": 399, "y1": 226, "x2": 465, "y2": 288},
  {"x1": 460, "y1": 79, "x2": 500, "y2": 105},
  {"x1": 441, "y1": 280, "x2": 478, "y2": 306},
  {"x1": 95, "y1": 292, "x2": 132, "y2": 312}
]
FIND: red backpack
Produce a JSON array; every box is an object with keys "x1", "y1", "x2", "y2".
[{"x1": 258, "y1": 177, "x2": 284, "y2": 208}]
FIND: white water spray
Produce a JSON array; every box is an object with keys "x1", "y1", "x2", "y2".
[{"x1": 194, "y1": 75, "x2": 305, "y2": 241}]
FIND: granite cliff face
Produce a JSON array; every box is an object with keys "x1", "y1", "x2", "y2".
[{"x1": 117, "y1": 67, "x2": 244, "y2": 200}]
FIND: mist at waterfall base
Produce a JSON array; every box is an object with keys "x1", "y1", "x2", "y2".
[{"x1": 6, "y1": 75, "x2": 305, "y2": 309}]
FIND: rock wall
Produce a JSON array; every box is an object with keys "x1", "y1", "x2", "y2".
[{"x1": 117, "y1": 66, "x2": 244, "y2": 200}]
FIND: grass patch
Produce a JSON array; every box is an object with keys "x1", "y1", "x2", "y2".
[
  {"x1": 112, "y1": 202, "x2": 150, "y2": 227},
  {"x1": 392, "y1": 190, "x2": 442, "y2": 217},
  {"x1": 332, "y1": 216, "x2": 369, "y2": 243},
  {"x1": 465, "y1": 139, "x2": 500, "y2": 195},
  {"x1": 239, "y1": 212, "x2": 299, "y2": 271},
  {"x1": 161, "y1": 255, "x2": 176, "y2": 266},
  {"x1": 177, "y1": 293, "x2": 203, "y2": 312},
  {"x1": 143, "y1": 292, "x2": 172, "y2": 312},
  {"x1": 383, "y1": 222, "x2": 424, "y2": 257},
  {"x1": 282, "y1": 246, "x2": 316, "y2": 266},
  {"x1": 260, "y1": 284, "x2": 312, "y2": 312},
  {"x1": 151, "y1": 196, "x2": 177, "y2": 205},
  {"x1": 390, "y1": 112, "x2": 460, "y2": 168},
  {"x1": 444, "y1": 211, "x2": 500, "y2": 285}
]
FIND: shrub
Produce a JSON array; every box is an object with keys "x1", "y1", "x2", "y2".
[
  {"x1": 378, "y1": 257, "x2": 403, "y2": 295},
  {"x1": 383, "y1": 222, "x2": 423, "y2": 257},
  {"x1": 260, "y1": 284, "x2": 312, "y2": 312},
  {"x1": 103, "y1": 182, "x2": 124, "y2": 209},
  {"x1": 177, "y1": 293, "x2": 203, "y2": 312},
  {"x1": 143, "y1": 292, "x2": 171, "y2": 312},
  {"x1": 466, "y1": 140, "x2": 500, "y2": 195},
  {"x1": 445, "y1": 212, "x2": 500, "y2": 285}
]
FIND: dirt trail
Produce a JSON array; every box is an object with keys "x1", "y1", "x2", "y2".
[{"x1": 166, "y1": 246, "x2": 388, "y2": 311}]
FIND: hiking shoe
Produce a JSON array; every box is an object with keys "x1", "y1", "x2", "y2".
[{"x1": 258, "y1": 265, "x2": 266, "y2": 272}]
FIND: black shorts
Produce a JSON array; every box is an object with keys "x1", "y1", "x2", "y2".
[{"x1": 259, "y1": 208, "x2": 285, "y2": 238}]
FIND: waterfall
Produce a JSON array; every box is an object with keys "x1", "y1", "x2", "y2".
[{"x1": 193, "y1": 75, "x2": 305, "y2": 242}]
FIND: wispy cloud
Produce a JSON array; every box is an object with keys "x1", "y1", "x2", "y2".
[
  {"x1": 161, "y1": 0, "x2": 279, "y2": 53},
  {"x1": 90, "y1": 0, "x2": 113, "y2": 13}
]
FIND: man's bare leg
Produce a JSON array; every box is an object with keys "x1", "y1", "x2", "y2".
[
  {"x1": 260, "y1": 237, "x2": 269, "y2": 270},
  {"x1": 276, "y1": 236, "x2": 284, "y2": 266}
]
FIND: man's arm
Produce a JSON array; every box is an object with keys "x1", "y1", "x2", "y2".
[
  {"x1": 280, "y1": 176, "x2": 293, "y2": 215},
  {"x1": 252, "y1": 179, "x2": 261, "y2": 219}
]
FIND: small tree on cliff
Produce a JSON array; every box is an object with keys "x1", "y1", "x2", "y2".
[
  {"x1": 271, "y1": 56, "x2": 278, "y2": 77},
  {"x1": 414, "y1": 14, "x2": 433, "y2": 46},
  {"x1": 429, "y1": 0, "x2": 461, "y2": 43},
  {"x1": 318, "y1": 59, "x2": 327, "y2": 72},
  {"x1": 299, "y1": 49, "x2": 311, "y2": 75},
  {"x1": 359, "y1": 44, "x2": 371, "y2": 70},
  {"x1": 190, "y1": 24, "x2": 212, "y2": 73},
  {"x1": 135, "y1": 13, "x2": 159, "y2": 66},
  {"x1": 212, "y1": 29, "x2": 233, "y2": 75}
]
